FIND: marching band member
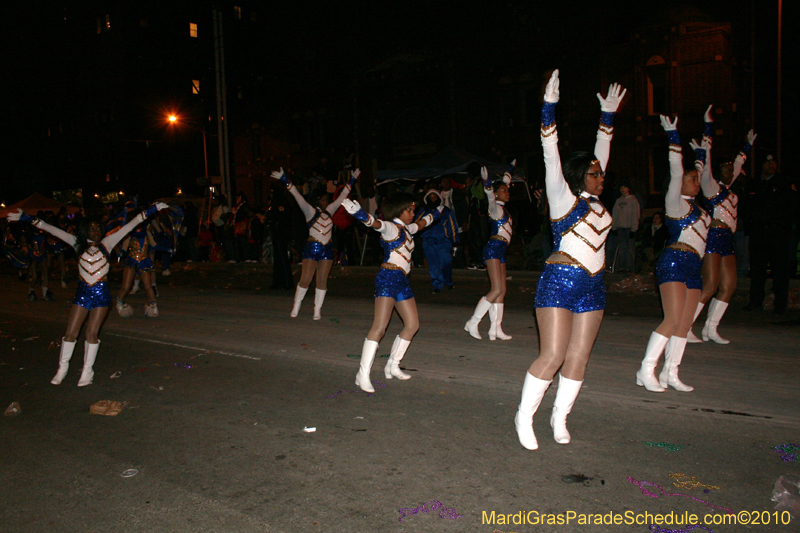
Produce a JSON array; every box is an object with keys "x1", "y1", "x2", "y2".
[
  {"x1": 516, "y1": 70, "x2": 624, "y2": 450},
  {"x1": 7, "y1": 202, "x2": 167, "y2": 386},
  {"x1": 342, "y1": 194, "x2": 440, "y2": 393},
  {"x1": 271, "y1": 167, "x2": 358, "y2": 320}
]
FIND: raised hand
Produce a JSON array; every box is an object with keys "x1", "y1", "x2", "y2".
[
  {"x1": 480, "y1": 166, "x2": 491, "y2": 188},
  {"x1": 7, "y1": 209, "x2": 34, "y2": 223},
  {"x1": 660, "y1": 115, "x2": 678, "y2": 131},
  {"x1": 270, "y1": 167, "x2": 291, "y2": 187},
  {"x1": 544, "y1": 70, "x2": 560, "y2": 104},
  {"x1": 155, "y1": 202, "x2": 169, "y2": 212},
  {"x1": 746, "y1": 130, "x2": 757, "y2": 146},
  {"x1": 342, "y1": 198, "x2": 362, "y2": 215},
  {"x1": 703, "y1": 105, "x2": 714, "y2": 123},
  {"x1": 348, "y1": 168, "x2": 361, "y2": 188},
  {"x1": 597, "y1": 83, "x2": 627, "y2": 113}
]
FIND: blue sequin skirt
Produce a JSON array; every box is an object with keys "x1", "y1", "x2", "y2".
[
  {"x1": 126, "y1": 256, "x2": 154, "y2": 274},
  {"x1": 534, "y1": 263, "x2": 606, "y2": 313},
  {"x1": 303, "y1": 240, "x2": 334, "y2": 261},
  {"x1": 73, "y1": 281, "x2": 112, "y2": 310},
  {"x1": 704, "y1": 227, "x2": 734, "y2": 257},
  {"x1": 655, "y1": 248, "x2": 702, "y2": 289},
  {"x1": 482, "y1": 238, "x2": 507, "y2": 264},
  {"x1": 374, "y1": 268, "x2": 414, "y2": 302}
]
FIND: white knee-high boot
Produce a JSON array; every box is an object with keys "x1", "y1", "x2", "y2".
[
  {"x1": 313, "y1": 288, "x2": 327, "y2": 321},
  {"x1": 488, "y1": 303, "x2": 513, "y2": 341},
  {"x1": 687, "y1": 301, "x2": 705, "y2": 343},
  {"x1": 290, "y1": 286, "x2": 308, "y2": 318},
  {"x1": 77, "y1": 340, "x2": 100, "y2": 387},
  {"x1": 514, "y1": 372, "x2": 552, "y2": 450},
  {"x1": 550, "y1": 375, "x2": 583, "y2": 444},
  {"x1": 636, "y1": 332, "x2": 668, "y2": 392},
  {"x1": 51, "y1": 337, "x2": 77, "y2": 385},
  {"x1": 659, "y1": 336, "x2": 693, "y2": 392},
  {"x1": 464, "y1": 297, "x2": 492, "y2": 340},
  {"x1": 702, "y1": 298, "x2": 730, "y2": 344},
  {"x1": 384, "y1": 335, "x2": 412, "y2": 380},
  {"x1": 355, "y1": 339, "x2": 379, "y2": 393}
]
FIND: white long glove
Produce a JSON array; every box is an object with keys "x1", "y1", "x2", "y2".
[
  {"x1": 703, "y1": 104, "x2": 714, "y2": 123},
  {"x1": 544, "y1": 70, "x2": 560, "y2": 104},
  {"x1": 597, "y1": 83, "x2": 627, "y2": 113},
  {"x1": 660, "y1": 115, "x2": 678, "y2": 132},
  {"x1": 6, "y1": 209, "x2": 24, "y2": 222}
]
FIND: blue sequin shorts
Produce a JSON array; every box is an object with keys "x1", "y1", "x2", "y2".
[
  {"x1": 303, "y1": 240, "x2": 335, "y2": 262},
  {"x1": 126, "y1": 256, "x2": 154, "y2": 274},
  {"x1": 704, "y1": 227, "x2": 734, "y2": 257},
  {"x1": 482, "y1": 238, "x2": 507, "y2": 264},
  {"x1": 655, "y1": 248, "x2": 702, "y2": 289},
  {"x1": 535, "y1": 263, "x2": 606, "y2": 313},
  {"x1": 374, "y1": 268, "x2": 414, "y2": 302},
  {"x1": 73, "y1": 281, "x2": 112, "y2": 310}
]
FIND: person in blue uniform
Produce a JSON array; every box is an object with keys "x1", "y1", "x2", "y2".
[
  {"x1": 515, "y1": 70, "x2": 625, "y2": 450},
  {"x1": 418, "y1": 189, "x2": 459, "y2": 293},
  {"x1": 116, "y1": 214, "x2": 160, "y2": 318},
  {"x1": 342, "y1": 194, "x2": 440, "y2": 393},
  {"x1": 635, "y1": 114, "x2": 712, "y2": 393},
  {"x1": 7, "y1": 203, "x2": 166, "y2": 386}
]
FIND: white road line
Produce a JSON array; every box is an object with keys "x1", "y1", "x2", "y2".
[{"x1": 105, "y1": 332, "x2": 262, "y2": 361}]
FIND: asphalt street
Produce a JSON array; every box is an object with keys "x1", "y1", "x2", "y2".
[{"x1": 1, "y1": 263, "x2": 798, "y2": 533}]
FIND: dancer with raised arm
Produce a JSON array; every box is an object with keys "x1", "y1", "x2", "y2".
[
  {"x1": 464, "y1": 164, "x2": 514, "y2": 340},
  {"x1": 342, "y1": 194, "x2": 440, "y2": 393},
  {"x1": 515, "y1": 70, "x2": 624, "y2": 450},
  {"x1": 635, "y1": 114, "x2": 711, "y2": 393},
  {"x1": 116, "y1": 212, "x2": 160, "y2": 318},
  {"x1": 271, "y1": 167, "x2": 359, "y2": 320},
  {"x1": 686, "y1": 115, "x2": 755, "y2": 344},
  {"x1": 7, "y1": 202, "x2": 167, "y2": 386},
  {"x1": 514, "y1": 70, "x2": 626, "y2": 450}
]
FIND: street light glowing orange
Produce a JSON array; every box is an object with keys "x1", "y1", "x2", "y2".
[{"x1": 168, "y1": 115, "x2": 177, "y2": 123}]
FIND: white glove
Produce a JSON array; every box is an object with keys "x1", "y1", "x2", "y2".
[
  {"x1": 746, "y1": 130, "x2": 757, "y2": 145},
  {"x1": 155, "y1": 202, "x2": 169, "y2": 211},
  {"x1": 660, "y1": 115, "x2": 678, "y2": 131},
  {"x1": 6, "y1": 209, "x2": 23, "y2": 222},
  {"x1": 480, "y1": 166, "x2": 491, "y2": 187},
  {"x1": 270, "y1": 168, "x2": 285, "y2": 181},
  {"x1": 437, "y1": 205, "x2": 445, "y2": 213},
  {"x1": 342, "y1": 198, "x2": 361, "y2": 215},
  {"x1": 544, "y1": 70, "x2": 560, "y2": 104},
  {"x1": 703, "y1": 104, "x2": 714, "y2": 123},
  {"x1": 688, "y1": 139, "x2": 701, "y2": 152},
  {"x1": 597, "y1": 83, "x2": 627, "y2": 113}
]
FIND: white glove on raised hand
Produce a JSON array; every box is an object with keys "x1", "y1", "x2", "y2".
[
  {"x1": 269, "y1": 168, "x2": 284, "y2": 181},
  {"x1": 7, "y1": 209, "x2": 23, "y2": 222},
  {"x1": 688, "y1": 139, "x2": 701, "y2": 152},
  {"x1": 746, "y1": 130, "x2": 757, "y2": 145},
  {"x1": 155, "y1": 202, "x2": 169, "y2": 212},
  {"x1": 597, "y1": 83, "x2": 627, "y2": 113},
  {"x1": 660, "y1": 115, "x2": 678, "y2": 131},
  {"x1": 703, "y1": 104, "x2": 714, "y2": 123},
  {"x1": 544, "y1": 70, "x2": 560, "y2": 104},
  {"x1": 480, "y1": 166, "x2": 491, "y2": 188},
  {"x1": 342, "y1": 198, "x2": 362, "y2": 215}
]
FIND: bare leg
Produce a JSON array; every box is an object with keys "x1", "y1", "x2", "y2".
[
  {"x1": 529, "y1": 307, "x2": 573, "y2": 380},
  {"x1": 655, "y1": 282, "x2": 687, "y2": 338},
  {"x1": 315, "y1": 260, "x2": 334, "y2": 291},
  {"x1": 367, "y1": 297, "x2": 396, "y2": 342},
  {"x1": 140, "y1": 271, "x2": 157, "y2": 302},
  {"x1": 700, "y1": 253, "x2": 721, "y2": 304},
  {"x1": 559, "y1": 310, "x2": 604, "y2": 381},
  {"x1": 675, "y1": 289, "x2": 701, "y2": 338},
  {"x1": 64, "y1": 305, "x2": 89, "y2": 342},
  {"x1": 117, "y1": 267, "x2": 135, "y2": 301},
  {"x1": 298, "y1": 259, "x2": 318, "y2": 289}
]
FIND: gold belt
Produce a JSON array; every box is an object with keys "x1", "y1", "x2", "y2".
[
  {"x1": 381, "y1": 262, "x2": 409, "y2": 275},
  {"x1": 490, "y1": 235, "x2": 508, "y2": 243}
]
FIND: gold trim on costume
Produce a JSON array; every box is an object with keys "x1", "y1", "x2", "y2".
[{"x1": 545, "y1": 251, "x2": 605, "y2": 277}]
